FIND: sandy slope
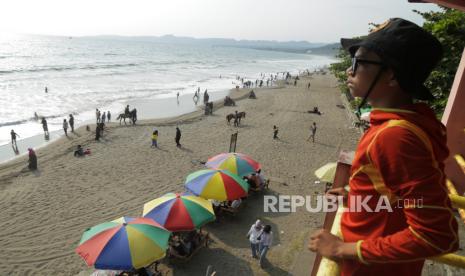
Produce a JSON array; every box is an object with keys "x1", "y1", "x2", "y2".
[{"x1": 0, "y1": 73, "x2": 362, "y2": 275}]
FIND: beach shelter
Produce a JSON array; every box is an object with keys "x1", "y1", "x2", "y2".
[
  {"x1": 314, "y1": 162, "x2": 337, "y2": 183},
  {"x1": 75, "y1": 217, "x2": 170, "y2": 270},
  {"x1": 143, "y1": 192, "x2": 215, "y2": 232},
  {"x1": 185, "y1": 169, "x2": 249, "y2": 201},
  {"x1": 205, "y1": 152, "x2": 261, "y2": 177}
]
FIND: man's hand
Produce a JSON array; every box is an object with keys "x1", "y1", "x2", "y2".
[
  {"x1": 326, "y1": 187, "x2": 348, "y2": 206},
  {"x1": 308, "y1": 229, "x2": 357, "y2": 262}
]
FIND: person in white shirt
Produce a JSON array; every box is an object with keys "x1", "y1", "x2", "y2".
[
  {"x1": 259, "y1": 225, "x2": 273, "y2": 268},
  {"x1": 247, "y1": 220, "x2": 263, "y2": 258}
]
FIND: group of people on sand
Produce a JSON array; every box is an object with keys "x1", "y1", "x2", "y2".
[
  {"x1": 247, "y1": 220, "x2": 273, "y2": 268},
  {"x1": 96, "y1": 109, "x2": 111, "y2": 124},
  {"x1": 271, "y1": 122, "x2": 317, "y2": 142},
  {"x1": 150, "y1": 126, "x2": 182, "y2": 149},
  {"x1": 62, "y1": 114, "x2": 75, "y2": 137}
]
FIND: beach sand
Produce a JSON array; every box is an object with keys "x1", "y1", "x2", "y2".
[{"x1": 2, "y1": 73, "x2": 460, "y2": 276}]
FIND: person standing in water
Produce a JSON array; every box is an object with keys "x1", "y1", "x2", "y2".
[
  {"x1": 41, "y1": 117, "x2": 49, "y2": 136},
  {"x1": 107, "y1": 111, "x2": 111, "y2": 122}
]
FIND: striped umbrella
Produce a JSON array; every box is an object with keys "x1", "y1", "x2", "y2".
[
  {"x1": 185, "y1": 169, "x2": 249, "y2": 201},
  {"x1": 206, "y1": 152, "x2": 261, "y2": 177},
  {"x1": 315, "y1": 162, "x2": 337, "y2": 183},
  {"x1": 143, "y1": 192, "x2": 215, "y2": 232},
  {"x1": 76, "y1": 217, "x2": 170, "y2": 270}
]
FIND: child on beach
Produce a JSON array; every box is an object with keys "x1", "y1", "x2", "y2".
[
  {"x1": 41, "y1": 117, "x2": 49, "y2": 136},
  {"x1": 151, "y1": 130, "x2": 159, "y2": 148},
  {"x1": 74, "y1": 145, "x2": 84, "y2": 157},
  {"x1": 308, "y1": 18, "x2": 459, "y2": 275},
  {"x1": 308, "y1": 122, "x2": 317, "y2": 142},
  {"x1": 63, "y1": 119, "x2": 68, "y2": 136},
  {"x1": 273, "y1": 125, "x2": 278, "y2": 139},
  {"x1": 10, "y1": 129, "x2": 19, "y2": 147}
]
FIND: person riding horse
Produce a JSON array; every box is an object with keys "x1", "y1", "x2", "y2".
[
  {"x1": 124, "y1": 105, "x2": 130, "y2": 115},
  {"x1": 117, "y1": 108, "x2": 137, "y2": 125}
]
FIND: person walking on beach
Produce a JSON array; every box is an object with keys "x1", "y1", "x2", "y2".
[
  {"x1": 175, "y1": 127, "x2": 181, "y2": 147},
  {"x1": 101, "y1": 112, "x2": 106, "y2": 124},
  {"x1": 41, "y1": 117, "x2": 49, "y2": 136},
  {"x1": 258, "y1": 225, "x2": 273, "y2": 268},
  {"x1": 10, "y1": 129, "x2": 19, "y2": 147},
  {"x1": 307, "y1": 82, "x2": 311, "y2": 90},
  {"x1": 69, "y1": 114, "x2": 75, "y2": 133},
  {"x1": 151, "y1": 129, "x2": 159, "y2": 148},
  {"x1": 308, "y1": 122, "x2": 317, "y2": 142},
  {"x1": 247, "y1": 220, "x2": 263, "y2": 259},
  {"x1": 107, "y1": 111, "x2": 111, "y2": 122},
  {"x1": 45, "y1": 86, "x2": 48, "y2": 93},
  {"x1": 28, "y1": 148, "x2": 37, "y2": 170},
  {"x1": 63, "y1": 119, "x2": 68, "y2": 136},
  {"x1": 308, "y1": 18, "x2": 459, "y2": 275},
  {"x1": 273, "y1": 125, "x2": 279, "y2": 139}
]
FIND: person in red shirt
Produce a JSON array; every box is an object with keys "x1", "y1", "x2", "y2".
[{"x1": 308, "y1": 18, "x2": 459, "y2": 275}]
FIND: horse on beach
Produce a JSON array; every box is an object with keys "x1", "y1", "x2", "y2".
[
  {"x1": 226, "y1": 112, "x2": 246, "y2": 125},
  {"x1": 117, "y1": 109, "x2": 137, "y2": 125},
  {"x1": 226, "y1": 113, "x2": 235, "y2": 124}
]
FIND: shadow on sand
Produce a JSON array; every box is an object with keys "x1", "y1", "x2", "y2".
[{"x1": 169, "y1": 247, "x2": 253, "y2": 276}]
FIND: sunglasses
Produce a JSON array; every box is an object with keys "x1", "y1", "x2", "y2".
[{"x1": 351, "y1": 57, "x2": 385, "y2": 76}]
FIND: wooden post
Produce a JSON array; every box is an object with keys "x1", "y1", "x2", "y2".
[
  {"x1": 311, "y1": 150, "x2": 353, "y2": 276},
  {"x1": 229, "y1": 132, "x2": 238, "y2": 153}
]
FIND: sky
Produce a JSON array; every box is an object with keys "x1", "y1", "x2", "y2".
[{"x1": 0, "y1": 0, "x2": 441, "y2": 43}]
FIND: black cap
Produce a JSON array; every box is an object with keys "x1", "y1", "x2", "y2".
[{"x1": 341, "y1": 18, "x2": 443, "y2": 101}]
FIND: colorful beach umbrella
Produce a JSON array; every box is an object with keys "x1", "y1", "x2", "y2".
[
  {"x1": 143, "y1": 192, "x2": 215, "y2": 232},
  {"x1": 205, "y1": 152, "x2": 261, "y2": 177},
  {"x1": 185, "y1": 169, "x2": 249, "y2": 201},
  {"x1": 76, "y1": 217, "x2": 170, "y2": 270},
  {"x1": 315, "y1": 162, "x2": 337, "y2": 183}
]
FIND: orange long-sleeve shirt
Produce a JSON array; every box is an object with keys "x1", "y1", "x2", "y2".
[{"x1": 341, "y1": 103, "x2": 459, "y2": 275}]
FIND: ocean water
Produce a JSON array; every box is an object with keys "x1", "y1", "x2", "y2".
[{"x1": 0, "y1": 34, "x2": 335, "y2": 146}]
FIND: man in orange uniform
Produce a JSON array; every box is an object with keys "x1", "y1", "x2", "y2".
[{"x1": 308, "y1": 18, "x2": 459, "y2": 275}]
